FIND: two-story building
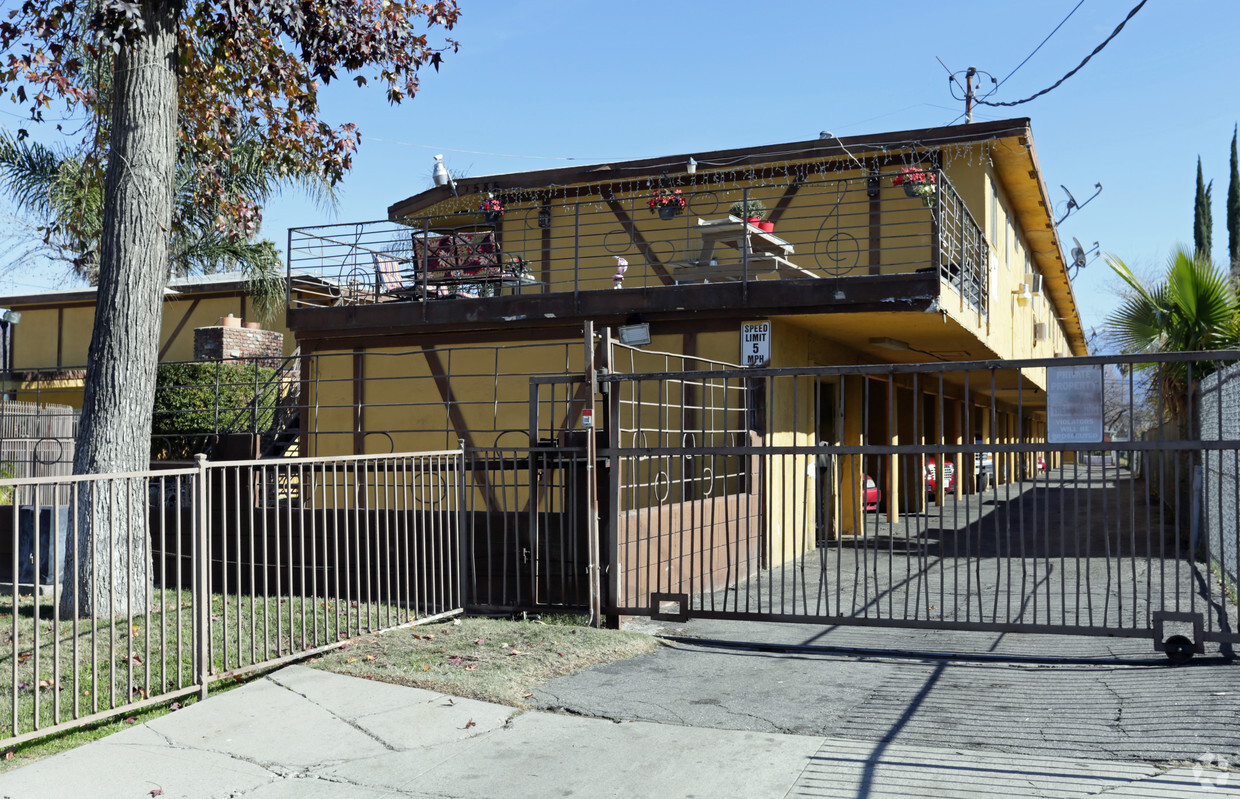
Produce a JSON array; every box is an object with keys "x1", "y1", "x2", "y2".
[{"x1": 282, "y1": 118, "x2": 1086, "y2": 609}]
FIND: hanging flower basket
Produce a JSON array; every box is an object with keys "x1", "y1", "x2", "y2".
[
  {"x1": 479, "y1": 196, "x2": 505, "y2": 223},
  {"x1": 648, "y1": 189, "x2": 687, "y2": 219},
  {"x1": 892, "y1": 167, "x2": 937, "y2": 207}
]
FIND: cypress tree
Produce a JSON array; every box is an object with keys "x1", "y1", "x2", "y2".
[
  {"x1": 1195, "y1": 156, "x2": 1213, "y2": 257},
  {"x1": 1228, "y1": 125, "x2": 1239, "y2": 273}
]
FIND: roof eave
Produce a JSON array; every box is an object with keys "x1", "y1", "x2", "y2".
[{"x1": 387, "y1": 117, "x2": 1034, "y2": 219}]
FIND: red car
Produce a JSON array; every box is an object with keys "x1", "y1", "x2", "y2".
[
  {"x1": 925, "y1": 456, "x2": 955, "y2": 496},
  {"x1": 863, "y1": 474, "x2": 881, "y2": 510}
]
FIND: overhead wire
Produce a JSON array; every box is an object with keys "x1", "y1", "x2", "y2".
[
  {"x1": 977, "y1": 0, "x2": 1147, "y2": 107},
  {"x1": 994, "y1": 0, "x2": 1087, "y2": 90}
]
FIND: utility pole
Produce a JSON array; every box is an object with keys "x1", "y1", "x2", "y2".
[{"x1": 964, "y1": 66, "x2": 977, "y2": 123}]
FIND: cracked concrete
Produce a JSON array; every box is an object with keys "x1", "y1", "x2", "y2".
[
  {"x1": 532, "y1": 616, "x2": 1240, "y2": 768},
  {"x1": 0, "y1": 664, "x2": 1237, "y2": 797}
]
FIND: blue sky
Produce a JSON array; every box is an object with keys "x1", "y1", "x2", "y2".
[{"x1": 3, "y1": 0, "x2": 1239, "y2": 341}]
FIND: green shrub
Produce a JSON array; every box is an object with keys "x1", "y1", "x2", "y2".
[
  {"x1": 729, "y1": 199, "x2": 766, "y2": 220},
  {"x1": 152, "y1": 362, "x2": 277, "y2": 459}
]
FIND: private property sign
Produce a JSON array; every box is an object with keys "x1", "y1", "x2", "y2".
[
  {"x1": 742, "y1": 321, "x2": 771, "y2": 367},
  {"x1": 1047, "y1": 364, "x2": 1104, "y2": 443}
]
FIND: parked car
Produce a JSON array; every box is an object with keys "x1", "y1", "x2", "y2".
[
  {"x1": 925, "y1": 456, "x2": 955, "y2": 496},
  {"x1": 863, "y1": 474, "x2": 880, "y2": 510},
  {"x1": 975, "y1": 440, "x2": 994, "y2": 490}
]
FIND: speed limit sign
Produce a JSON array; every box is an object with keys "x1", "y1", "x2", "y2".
[{"x1": 741, "y1": 321, "x2": 771, "y2": 367}]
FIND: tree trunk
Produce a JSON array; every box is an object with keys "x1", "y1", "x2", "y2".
[{"x1": 60, "y1": 4, "x2": 179, "y2": 619}]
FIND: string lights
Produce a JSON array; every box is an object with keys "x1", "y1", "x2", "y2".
[{"x1": 408, "y1": 135, "x2": 1003, "y2": 221}]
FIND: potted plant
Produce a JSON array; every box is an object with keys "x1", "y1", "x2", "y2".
[
  {"x1": 729, "y1": 199, "x2": 770, "y2": 230},
  {"x1": 479, "y1": 195, "x2": 505, "y2": 223},
  {"x1": 648, "y1": 188, "x2": 687, "y2": 220},
  {"x1": 892, "y1": 167, "x2": 937, "y2": 207}
]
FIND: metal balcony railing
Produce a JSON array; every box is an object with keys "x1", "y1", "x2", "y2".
[{"x1": 286, "y1": 168, "x2": 989, "y2": 317}]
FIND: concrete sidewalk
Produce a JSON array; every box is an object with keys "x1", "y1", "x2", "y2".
[{"x1": 0, "y1": 665, "x2": 1235, "y2": 798}]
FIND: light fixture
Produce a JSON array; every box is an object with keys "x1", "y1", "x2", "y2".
[
  {"x1": 618, "y1": 323, "x2": 651, "y2": 347},
  {"x1": 432, "y1": 154, "x2": 449, "y2": 187},
  {"x1": 869, "y1": 337, "x2": 909, "y2": 351},
  {"x1": 1013, "y1": 285, "x2": 1032, "y2": 305},
  {"x1": 686, "y1": 157, "x2": 697, "y2": 175},
  {"x1": 1, "y1": 310, "x2": 20, "y2": 324},
  {"x1": 432, "y1": 154, "x2": 457, "y2": 196},
  {"x1": 538, "y1": 206, "x2": 552, "y2": 228}
]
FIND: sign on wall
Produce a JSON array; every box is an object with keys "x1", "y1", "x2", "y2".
[
  {"x1": 1047, "y1": 364, "x2": 1104, "y2": 443},
  {"x1": 742, "y1": 321, "x2": 771, "y2": 367}
]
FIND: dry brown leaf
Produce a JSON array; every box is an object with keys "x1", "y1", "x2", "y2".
[{"x1": 346, "y1": 657, "x2": 358, "y2": 664}]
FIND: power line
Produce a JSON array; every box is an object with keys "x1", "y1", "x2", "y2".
[
  {"x1": 994, "y1": 0, "x2": 1087, "y2": 90},
  {"x1": 978, "y1": 0, "x2": 1147, "y2": 107}
]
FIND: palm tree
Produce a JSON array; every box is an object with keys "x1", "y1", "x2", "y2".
[
  {"x1": 0, "y1": 128, "x2": 334, "y2": 320},
  {"x1": 1105, "y1": 245, "x2": 1240, "y2": 419}
]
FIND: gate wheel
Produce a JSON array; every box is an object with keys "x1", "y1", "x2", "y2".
[{"x1": 1164, "y1": 634, "x2": 1195, "y2": 664}]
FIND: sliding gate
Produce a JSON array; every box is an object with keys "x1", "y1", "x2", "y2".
[{"x1": 600, "y1": 352, "x2": 1240, "y2": 657}]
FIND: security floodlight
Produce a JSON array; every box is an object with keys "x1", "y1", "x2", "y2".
[{"x1": 618, "y1": 323, "x2": 651, "y2": 347}]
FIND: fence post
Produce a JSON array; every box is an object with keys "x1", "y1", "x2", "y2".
[
  {"x1": 194, "y1": 453, "x2": 210, "y2": 701},
  {"x1": 456, "y1": 439, "x2": 467, "y2": 612},
  {"x1": 584, "y1": 321, "x2": 602, "y2": 627}
]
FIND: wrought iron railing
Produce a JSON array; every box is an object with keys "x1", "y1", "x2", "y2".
[{"x1": 286, "y1": 168, "x2": 989, "y2": 316}]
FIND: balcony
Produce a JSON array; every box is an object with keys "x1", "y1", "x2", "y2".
[{"x1": 286, "y1": 168, "x2": 988, "y2": 325}]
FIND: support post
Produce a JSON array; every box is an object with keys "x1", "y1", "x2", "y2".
[
  {"x1": 583, "y1": 321, "x2": 602, "y2": 626},
  {"x1": 194, "y1": 453, "x2": 210, "y2": 701}
]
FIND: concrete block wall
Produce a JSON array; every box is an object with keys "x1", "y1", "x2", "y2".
[{"x1": 1198, "y1": 366, "x2": 1240, "y2": 585}]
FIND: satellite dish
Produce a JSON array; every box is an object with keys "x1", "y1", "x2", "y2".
[
  {"x1": 1061, "y1": 185, "x2": 1079, "y2": 211},
  {"x1": 1071, "y1": 237, "x2": 1086, "y2": 269}
]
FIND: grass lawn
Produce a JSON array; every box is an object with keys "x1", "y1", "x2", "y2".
[
  {"x1": 0, "y1": 595, "x2": 653, "y2": 774},
  {"x1": 0, "y1": 587, "x2": 425, "y2": 753},
  {"x1": 308, "y1": 614, "x2": 658, "y2": 707}
]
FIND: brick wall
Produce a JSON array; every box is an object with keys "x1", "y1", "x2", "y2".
[{"x1": 193, "y1": 325, "x2": 284, "y2": 368}]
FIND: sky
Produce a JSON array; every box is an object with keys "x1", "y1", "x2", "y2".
[{"x1": 1, "y1": 0, "x2": 1238, "y2": 343}]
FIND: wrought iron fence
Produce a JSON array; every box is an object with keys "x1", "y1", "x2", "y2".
[
  {"x1": 0, "y1": 448, "x2": 464, "y2": 747},
  {"x1": 600, "y1": 352, "x2": 1240, "y2": 657}
]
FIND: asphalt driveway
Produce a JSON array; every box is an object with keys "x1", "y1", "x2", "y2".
[{"x1": 533, "y1": 618, "x2": 1240, "y2": 765}]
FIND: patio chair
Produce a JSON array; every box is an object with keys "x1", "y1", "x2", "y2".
[{"x1": 411, "y1": 230, "x2": 532, "y2": 296}]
